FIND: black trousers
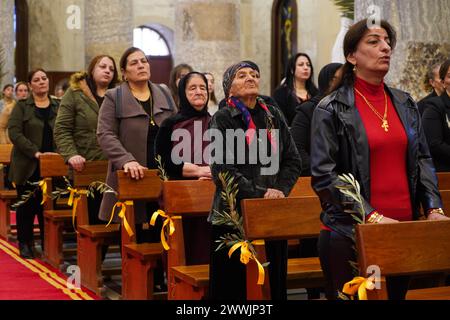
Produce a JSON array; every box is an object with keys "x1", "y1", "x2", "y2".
[
  {"x1": 16, "y1": 184, "x2": 44, "y2": 247},
  {"x1": 318, "y1": 229, "x2": 410, "y2": 300},
  {"x1": 208, "y1": 224, "x2": 288, "y2": 300}
]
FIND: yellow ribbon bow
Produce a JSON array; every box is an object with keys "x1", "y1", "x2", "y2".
[
  {"x1": 150, "y1": 210, "x2": 181, "y2": 250},
  {"x1": 67, "y1": 187, "x2": 88, "y2": 232},
  {"x1": 106, "y1": 201, "x2": 134, "y2": 237},
  {"x1": 342, "y1": 276, "x2": 376, "y2": 300},
  {"x1": 228, "y1": 240, "x2": 266, "y2": 285},
  {"x1": 38, "y1": 180, "x2": 49, "y2": 205}
]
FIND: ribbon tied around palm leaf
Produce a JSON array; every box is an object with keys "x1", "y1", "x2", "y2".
[
  {"x1": 38, "y1": 179, "x2": 49, "y2": 205},
  {"x1": 228, "y1": 240, "x2": 266, "y2": 285},
  {"x1": 106, "y1": 201, "x2": 134, "y2": 237},
  {"x1": 150, "y1": 209, "x2": 181, "y2": 250},
  {"x1": 67, "y1": 187, "x2": 88, "y2": 231},
  {"x1": 342, "y1": 276, "x2": 376, "y2": 300}
]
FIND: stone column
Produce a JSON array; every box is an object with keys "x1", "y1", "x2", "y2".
[
  {"x1": 355, "y1": 0, "x2": 450, "y2": 100},
  {"x1": 85, "y1": 0, "x2": 133, "y2": 71},
  {"x1": 174, "y1": 0, "x2": 241, "y2": 100},
  {"x1": 0, "y1": 0, "x2": 15, "y2": 87},
  {"x1": 28, "y1": 0, "x2": 85, "y2": 72}
]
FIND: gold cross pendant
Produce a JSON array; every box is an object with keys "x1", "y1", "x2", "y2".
[{"x1": 381, "y1": 120, "x2": 389, "y2": 132}]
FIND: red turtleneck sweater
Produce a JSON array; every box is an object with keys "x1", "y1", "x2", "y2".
[{"x1": 354, "y1": 77, "x2": 412, "y2": 221}]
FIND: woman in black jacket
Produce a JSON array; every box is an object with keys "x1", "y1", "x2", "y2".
[
  {"x1": 310, "y1": 19, "x2": 448, "y2": 300},
  {"x1": 8, "y1": 69, "x2": 60, "y2": 259},
  {"x1": 291, "y1": 63, "x2": 342, "y2": 176},
  {"x1": 422, "y1": 59, "x2": 450, "y2": 172},
  {"x1": 208, "y1": 61, "x2": 301, "y2": 300},
  {"x1": 272, "y1": 53, "x2": 318, "y2": 126}
]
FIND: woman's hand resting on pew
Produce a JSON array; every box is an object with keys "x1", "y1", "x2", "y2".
[
  {"x1": 123, "y1": 161, "x2": 147, "y2": 180},
  {"x1": 264, "y1": 188, "x2": 285, "y2": 199}
]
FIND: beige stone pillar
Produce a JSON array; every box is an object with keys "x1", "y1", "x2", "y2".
[
  {"x1": 85, "y1": 0, "x2": 133, "y2": 72},
  {"x1": 27, "y1": 0, "x2": 85, "y2": 72},
  {"x1": 0, "y1": 0, "x2": 15, "y2": 86},
  {"x1": 174, "y1": 0, "x2": 241, "y2": 100},
  {"x1": 355, "y1": 0, "x2": 450, "y2": 100}
]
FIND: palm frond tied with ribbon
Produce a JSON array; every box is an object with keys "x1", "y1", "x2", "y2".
[
  {"x1": 211, "y1": 171, "x2": 267, "y2": 285},
  {"x1": 336, "y1": 173, "x2": 376, "y2": 300},
  {"x1": 332, "y1": 0, "x2": 354, "y2": 20},
  {"x1": 11, "y1": 176, "x2": 72, "y2": 209}
]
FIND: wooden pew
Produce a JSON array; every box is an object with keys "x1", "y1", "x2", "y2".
[
  {"x1": 40, "y1": 153, "x2": 71, "y2": 269},
  {"x1": 163, "y1": 180, "x2": 215, "y2": 300},
  {"x1": 241, "y1": 196, "x2": 323, "y2": 300},
  {"x1": 75, "y1": 160, "x2": 121, "y2": 297},
  {"x1": 437, "y1": 172, "x2": 450, "y2": 190},
  {"x1": 0, "y1": 144, "x2": 16, "y2": 239},
  {"x1": 167, "y1": 178, "x2": 323, "y2": 300},
  {"x1": 356, "y1": 219, "x2": 450, "y2": 300},
  {"x1": 116, "y1": 169, "x2": 164, "y2": 300}
]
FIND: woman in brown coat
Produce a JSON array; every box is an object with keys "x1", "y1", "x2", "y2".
[{"x1": 97, "y1": 47, "x2": 177, "y2": 238}]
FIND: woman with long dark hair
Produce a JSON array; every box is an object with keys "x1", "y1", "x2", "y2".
[{"x1": 272, "y1": 53, "x2": 318, "y2": 125}]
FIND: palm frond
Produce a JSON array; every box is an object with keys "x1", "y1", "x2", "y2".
[{"x1": 332, "y1": 0, "x2": 354, "y2": 19}]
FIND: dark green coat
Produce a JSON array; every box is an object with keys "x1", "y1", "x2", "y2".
[
  {"x1": 54, "y1": 72, "x2": 106, "y2": 163},
  {"x1": 8, "y1": 96, "x2": 60, "y2": 185}
]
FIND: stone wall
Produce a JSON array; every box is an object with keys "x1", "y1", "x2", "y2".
[
  {"x1": 355, "y1": 0, "x2": 450, "y2": 100},
  {"x1": 28, "y1": 0, "x2": 85, "y2": 72},
  {"x1": 85, "y1": 0, "x2": 133, "y2": 72},
  {"x1": 0, "y1": 0, "x2": 15, "y2": 87},
  {"x1": 174, "y1": 0, "x2": 241, "y2": 100}
]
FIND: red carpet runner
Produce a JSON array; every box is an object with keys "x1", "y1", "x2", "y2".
[{"x1": 0, "y1": 238, "x2": 98, "y2": 300}]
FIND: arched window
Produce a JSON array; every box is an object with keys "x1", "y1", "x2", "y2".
[
  {"x1": 133, "y1": 26, "x2": 173, "y2": 85},
  {"x1": 271, "y1": 0, "x2": 297, "y2": 93},
  {"x1": 133, "y1": 26, "x2": 170, "y2": 56}
]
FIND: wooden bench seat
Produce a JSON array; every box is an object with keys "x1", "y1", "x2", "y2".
[
  {"x1": 0, "y1": 144, "x2": 15, "y2": 239},
  {"x1": 40, "y1": 154, "x2": 71, "y2": 269},
  {"x1": 0, "y1": 190, "x2": 18, "y2": 199},
  {"x1": 406, "y1": 286, "x2": 450, "y2": 300},
  {"x1": 78, "y1": 224, "x2": 120, "y2": 238},
  {"x1": 123, "y1": 243, "x2": 164, "y2": 261},
  {"x1": 74, "y1": 160, "x2": 120, "y2": 297},
  {"x1": 116, "y1": 169, "x2": 164, "y2": 300},
  {"x1": 170, "y1": 256, "x2": 324, "y2": 298}
]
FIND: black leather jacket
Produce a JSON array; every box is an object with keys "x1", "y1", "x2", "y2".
[{"x1": 310, "y1": 84, "x2": 442, "y2": 239}]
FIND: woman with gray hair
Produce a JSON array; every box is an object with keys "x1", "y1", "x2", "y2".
[{"x1": 208, "y1": 61, "x2": 301, "y2": 300}]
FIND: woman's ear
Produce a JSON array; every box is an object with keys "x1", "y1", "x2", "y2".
[{"x1": 346, "y1": 53, "x2": 357, "y2": 67}]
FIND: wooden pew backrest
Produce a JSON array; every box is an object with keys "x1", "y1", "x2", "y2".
[
  {"x1": 356, "y1": 220, "x2": 450, "y2": 277},
  {"x1": 289, "y1": 177, "x2": 315, "y2": 197},
  {"x1": 437, "y1": 172, "x2": 450, "y2": 190},
  {"x1": 0, "y1": 144, "x2": 13, "y2": 164},
  {"x1": 116, "y1": 170, "x2": 161, "y2": 201},
  {"x1": 73, "y1": 160, "x2": 109, "y2": 187},
  {"x1": 39, "y1": 153, "x2": 68, "y2": 177},
  {"x1": 241, "y1": 196, "x2": 322, "y2": 241},
  {"x1": 163, "y1": 180, "x2": 215, "y2": 215}
]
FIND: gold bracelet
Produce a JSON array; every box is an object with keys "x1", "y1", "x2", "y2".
[
  {"x1": 428, "y1": 208, "x2": 445, "y2": 216},
  {"x1": 375, "y1": 214, "x2": 384, "y2": 223},
  {"x1": 368, "y1": 211, "x2": 383, "y2": 224}
]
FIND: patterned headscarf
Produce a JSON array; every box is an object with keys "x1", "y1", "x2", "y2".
[{"x1": 222, "y1": 60, "x2": 260, "y2": 98}]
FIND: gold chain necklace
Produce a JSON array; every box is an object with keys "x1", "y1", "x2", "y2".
[{"x1": 354, "y1": 87, "x2": 389, "y2": 132}]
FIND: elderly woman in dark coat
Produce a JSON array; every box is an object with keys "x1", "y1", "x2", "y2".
[
  {"x1": 155, "y1": 71, "x2": 212, "y2": 265},
  {"x1": 208, "y1": 61, "x2": 301, "y2": 300}
]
